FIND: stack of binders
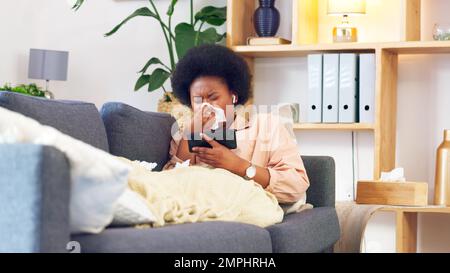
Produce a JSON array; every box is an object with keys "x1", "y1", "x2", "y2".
[{"x1": 307, "y1": 53, "x2": 376, "y2": 124}]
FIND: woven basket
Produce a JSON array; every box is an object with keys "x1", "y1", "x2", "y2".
[{"x1": 157, "y1": 92, "x2": 192, "y2": 132}]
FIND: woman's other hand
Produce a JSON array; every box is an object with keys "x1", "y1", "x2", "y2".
[{"x1": 188, "y1": 104, "x2": 216, "y2": 134}]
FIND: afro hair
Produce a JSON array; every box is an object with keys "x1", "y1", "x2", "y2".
[{"x1": 171, "y1": 44, "x2": 251, "y2": 107}]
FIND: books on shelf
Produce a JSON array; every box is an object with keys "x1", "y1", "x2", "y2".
[
  {"x1": 338, "y1": 54, "x2": 359, "y2": 123},
  {"x1": 247, "y1": 37, "x2": 291, "y2": 46},
  {"x1": 359, "y1": 54, "x2": 376, "y2": 123},
  {"x1": 322, "y1": 54, "x2": 340, "y2": 123},
  {"x1": 306, "y1": 53, "x2": 376, "y2": 125},
  {"x1": 307, "y1": 55, "x2": 323, "y2": 123}
]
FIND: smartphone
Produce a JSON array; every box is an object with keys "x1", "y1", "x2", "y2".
[{"x1": 188, "y1": 129, "x2": 237, "y2": 152}]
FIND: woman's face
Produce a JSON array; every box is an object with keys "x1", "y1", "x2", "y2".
[{"x1": 189, "y1": 76, "x2": 235, "y2": 114}]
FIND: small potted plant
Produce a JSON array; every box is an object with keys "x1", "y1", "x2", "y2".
[
  {"x1": 72, "y1": 0, "x2": 226, "y2": 120},
  {"x1": 0, "y1": 83, "x2": 47, "y2": 98}
]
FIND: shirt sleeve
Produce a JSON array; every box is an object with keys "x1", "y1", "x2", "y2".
[
  {"x1": 162, "y1": 132, "x2": 184, "y2": 170},
  {"x1": 263, "y1": 116, "x2": 310, "y2": 204}
]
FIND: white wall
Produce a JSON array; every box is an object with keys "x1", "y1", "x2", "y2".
[
  {"x1": 0, "y1": 0, "x2": 226, "y2": 111},
  {"x1": 1, "y1": 0, "x2": 449, "y2": 252}
]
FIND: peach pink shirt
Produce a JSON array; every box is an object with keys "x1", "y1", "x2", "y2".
[{"x1": 163, "y1": 112, "x2": 310, "y2": 204}]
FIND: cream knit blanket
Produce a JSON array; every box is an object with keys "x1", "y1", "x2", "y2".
[{"x1": 118, "y1": 158, "x2": 284, "y2": 228}]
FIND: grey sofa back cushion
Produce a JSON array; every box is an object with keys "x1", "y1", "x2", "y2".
[
  {"x1": 0, "y1": 92, "x2": 109, "y2": 152},
  {"x1": 100, "y1": 102, "x2": 176, "y2": 171},
  {"x1": 302, "y1": 156, "x2": 336, "y2": 207}
]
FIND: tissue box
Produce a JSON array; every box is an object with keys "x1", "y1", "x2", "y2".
[{"x1": 356, "y1": 181, "x2": 428, "y2": 206}]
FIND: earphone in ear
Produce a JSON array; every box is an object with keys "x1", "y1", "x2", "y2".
[{"x1": 232, "y1": 95, "x2": 237, "y2": 104}]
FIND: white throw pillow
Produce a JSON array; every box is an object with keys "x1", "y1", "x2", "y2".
[
  {"x1": 0, "y1": 106, "x2": 131, "y2": 234},
  {"x1": 111, "y1": 160, "x2": 157, "y2": 226},
  {"x1": 111, "y1": 188, "x2": 157, "y2": 226}
]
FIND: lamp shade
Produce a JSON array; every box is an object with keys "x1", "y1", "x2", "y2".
[
  {"x1": 28, "y1": 49, "x2": 69, "y2": 81},
  {"x1": 328, "y1": 0, "x2": 366, "y2": 15}
]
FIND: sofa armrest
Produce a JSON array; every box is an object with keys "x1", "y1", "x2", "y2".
[
  {"x1": 0, "y1": 144, "x2": 71, "y2": 253},
  {"x1": 301, "y1": 156, "x2": 336, "y2": 208},
  {"x1": 267, "y1": 207, "x2": 340, "y2": 253}
]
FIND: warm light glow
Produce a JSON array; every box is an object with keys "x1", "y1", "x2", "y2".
[{"x1": 328, "y1": 0, "x2": 367, "y2": 15}]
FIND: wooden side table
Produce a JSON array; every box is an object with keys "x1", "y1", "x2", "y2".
[{"x1": 379, "y1": 206, "x2": 450, "y2": 253}]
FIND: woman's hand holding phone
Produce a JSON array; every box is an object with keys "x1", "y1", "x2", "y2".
[{"x1": 191, "y1": 133, "x2": 248, "y2": 175}]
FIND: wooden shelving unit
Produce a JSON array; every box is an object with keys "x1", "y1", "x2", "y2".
[
  {"x1": 378, "y1": 206, "x2": 450, "y2": 253},
  {"x1": 293, "y1": 123, "x2": 375, "y2": 131},
  {"x1": 226, "y1": 0, "x2": 450, "y2": 180},
  {"x1": 232, "y1": 41, "x2": 450, "y2": 58},
  {"x1": 232, "y1": 43, "x2": 377, "y2": 58}
]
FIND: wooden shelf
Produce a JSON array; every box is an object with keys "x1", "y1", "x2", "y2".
[
  {"x1": 383, "y1": 41, "x2": 450, "y2": 54},
  {"x1": 232, "y1": 43, "x2": 377, "y2": 58},
  {"x1": 375, "y1": 205, "x2": 450, "y2": 253},
  {"x1": 380, "y1": 206, "x2": 450, "y2": 214},
  {"x1": 232, "y1": 41, "x2": 450, "y2": 58},
  {"x1": 293, "y1": 123, "x2": 375, "y2": 131}
]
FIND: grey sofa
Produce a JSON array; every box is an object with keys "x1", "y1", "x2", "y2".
[{"x1": 0, "y1": 91, "x2": 340, "y2": 253}]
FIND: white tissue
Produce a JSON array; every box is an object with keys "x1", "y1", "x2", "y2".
[
  {"x1": 201, "y1": 102, "x2": 226, "y2": 130},
  {"x1": 175, "y1": 159, "x2": 190, "y2": 169},
  {"x1": 134, "y1": 160, "x2": 158, "y2": 172},
  {"x1": 380, "y1": 168, "x2": 406, "y2": 182}
]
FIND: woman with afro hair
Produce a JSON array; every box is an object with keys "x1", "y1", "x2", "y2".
[{"x1": 163, "y1": 44, "x2": 309, "y2": 204}]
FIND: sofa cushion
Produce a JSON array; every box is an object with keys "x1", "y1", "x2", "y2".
[
  {"x1": 0, "y1": 92, "x2": 109, "y2": 151},
  {"x1": 266, "y1": 207, "x2": 340, "y2": 253},
  {"x1": 100, "y1": 102, "x2": 176, "y2": 171},
  {"x1": 72, "y1": 221, "x2": 272, "y2": 253}
]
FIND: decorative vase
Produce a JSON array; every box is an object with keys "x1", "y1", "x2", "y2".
[
  {"x1": 157, "y1": 92, "x2": 192, "y2": 132},
  {"x1": 253, "y1": 0, "x2": 280, "y2": 37},
  {"x1": 434, "y1": 129, "x2": 450, "y2": 206}
]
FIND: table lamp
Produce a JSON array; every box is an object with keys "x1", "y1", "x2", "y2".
[
  {"x1": 28, "y1": 49, "x2": 69, "y2": 99},
  {"x1": 328, "y1": 0, "x2": 366, "y2": 43}
]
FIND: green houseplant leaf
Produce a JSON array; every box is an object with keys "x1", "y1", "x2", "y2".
[
  {"x1": 135, "y1": 74, "x2": 151, "y2": 91},
  {"x1": 134, "y1": 68, "x2": 171, "y2": 92},
  {"x1": 195, "y1": 6, "x2": 226, "y2": 26},
  {"x1": 148, "y1": 68, "x2": 171, "y2": 92},
  {"x1": 166, "y1": 0, "x2": 179, "y2": 16},
  {"x1": 105, "y1": 7, "x2": 157, "y2": 37},
  {"x1": 199, "y1": 27, "x2": 224, "y2": 44},
  {"x1": 139, "y1": 57, "x2": 169, "y2": 74},
  {"x1": 175, "y1": 23, "x2": 224, "y2": 59},
  {"x1": 72, "y1": 0, "x2": 84, "y2": 11},
  {"x1": 174, "y1": 23, "x2": 195, "y2": 59}
]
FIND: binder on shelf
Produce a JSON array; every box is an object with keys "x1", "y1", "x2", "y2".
[
  {"x1": 322, "y1": 54, "x2": 340, "y2": 123},
  {"x1": 307, "y1": 54, "x2": 323, "y2": 123},
  {"x1": 338, "y1": 53, "x2": 359, "y2": 123},
  {"x1": 359, "y1": 54, "x2": 376, "y2": 124}
]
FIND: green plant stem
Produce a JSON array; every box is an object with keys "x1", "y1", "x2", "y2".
[
  {"x1": 190, "y1": 0, "x2": 194, "y2": 25},
  {"x1": 194, "y1": 21, "x2": 206, "y2": 46},
  {"x1": 168, "y1": 11, "x2": 175, "y2": 70},
  {"x1": 149, "y1": 0, "x2": 175, "y2": 71},
  {"x1": 161, "y1": 63, "x2": 172, "y2": 72},
  {"x1": 155, "y1": 20, "x2": 175, "y2": 40}
]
